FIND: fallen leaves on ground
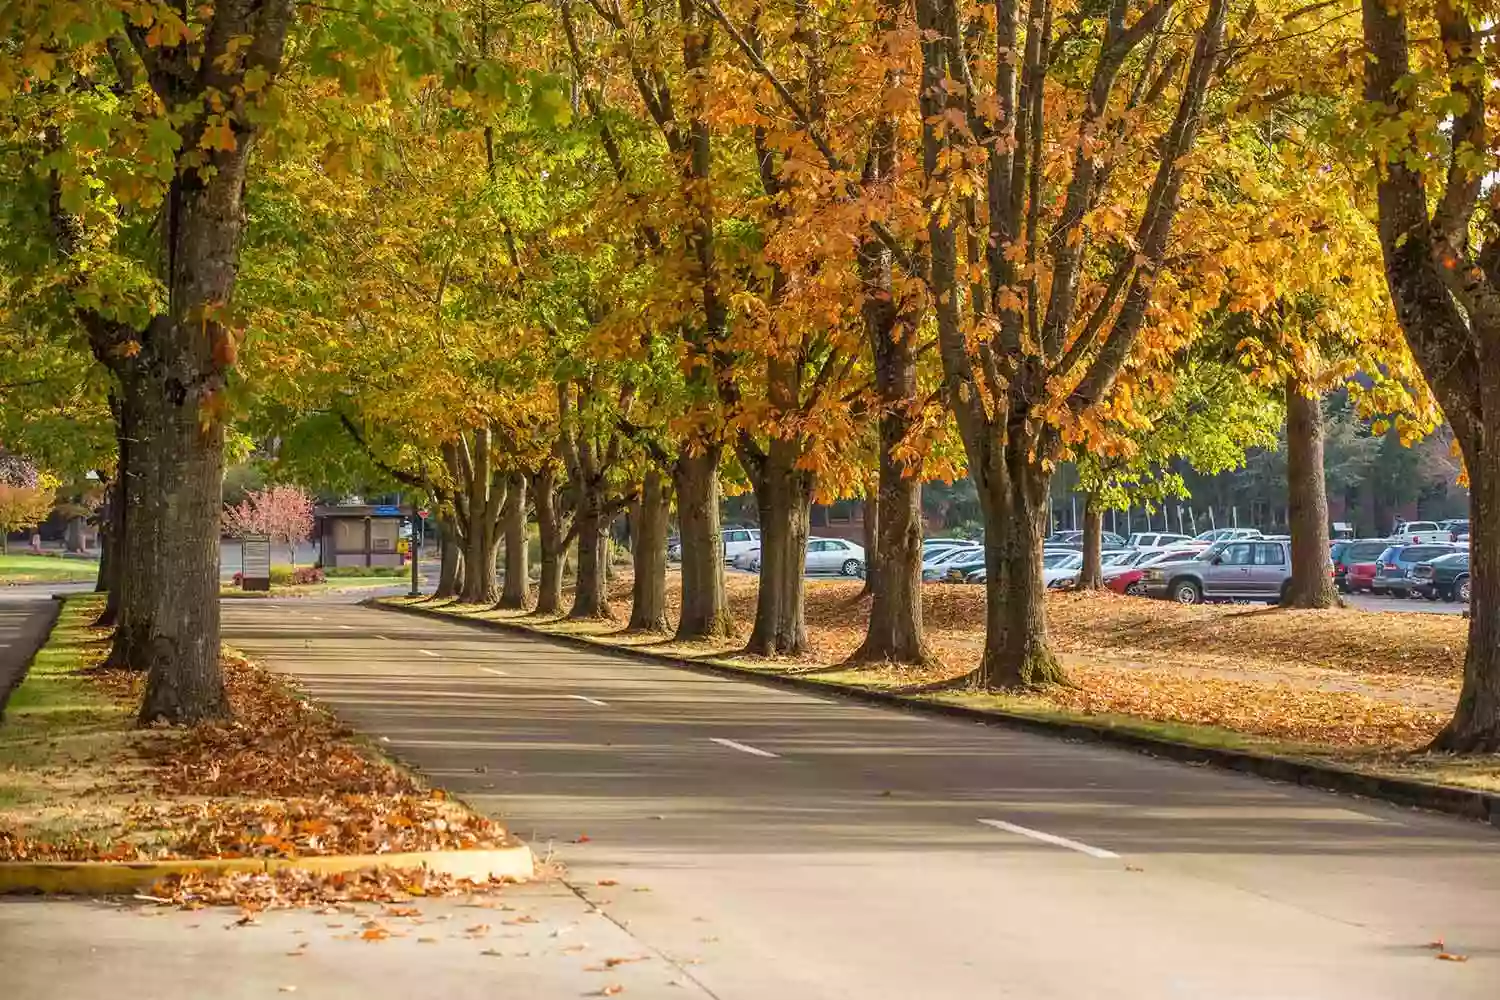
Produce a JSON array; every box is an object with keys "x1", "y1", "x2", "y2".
[
  {"x1": 146, "y1": 866, "x2": 511, "y2": 910},
  {"x1": 1, "y1": 641, "x2": 514, "y2": 889}
]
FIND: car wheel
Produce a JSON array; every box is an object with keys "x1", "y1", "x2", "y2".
[
  {"x1": 1457, "y1": 576, "x2": 1472, "y2": 603},
  {"x1": 1124, "y1": 581, "x2": 1144, "y2": 597},
  {"x1": 841, "y1": 559, "x2": 861, "y2": 577},
  {"x1": 1171, "y1": 579, "x2": 1202, "y2": 605},
  {"x1": 1370, "y1": 587, "x2": 1386, "y2": 596}
]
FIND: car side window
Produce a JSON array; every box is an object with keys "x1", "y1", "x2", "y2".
[
  {"x1": 808, "y1": 540, "x2": 827, "y2": 552},
  {"x1": 1219, "y1": 543, "x2": 1254, "y2": 566},
  {"x1": 1255, "y1": 543, "x2": 1285, "y2": 566}
]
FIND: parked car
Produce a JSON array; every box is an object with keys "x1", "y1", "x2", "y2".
[
  {"x1": 1345, "y1": 560, "x2": 1379, "y2": 594},
  {"x1": 1043, "y1": 551, "x2": 1084, "y2": 589},
  {"x1": 1191, "y1": 528, "x2": 1263, "y2": 545},
  {"x1": 1047, "y1": 529, "x2": 1127, "y2": 549},
  {"x1": 940, "y1": 547, "x2": 989, "y2": 582},
  {"x1": 667, "y1": 535, "x2": 682, "y2": 562},
  {"x1": 1329, "y1": 538, "x2": 1390, "y2": 593},
  {"x1": 734, "y1": 536, "x2": 865, "y2": 576},
  {"x1": 922, "y1": 544, "x2": 982, "y2": 581},
  {"x1": 1389, "y1": 521, "x2": 1443, "y2": 545},
  {"x1": 722, "y1": 527, "x2": 761, "y2": 563},
  {"x1": 923, "y1": 538, "x2": 972, "y2": 558},
  {"x1": 1440, "y1": 519, "x2": 1471, "y2": 543},
  {"x1": 1409, "y1": 551, "x2": 1471, "y2": 602},
  {"x1": 1125, "y1": 532, "x2": 1193, "y2": 551},
  {"x1": 807, "y1": 537, "x2": 866, "y2": 576},
  {"x1": 1371, "y1": 543, "x2": 1461, "y2": 595},
  {"x1": 1141, "y1": 538, "x2": 1295, "y2": 604}
]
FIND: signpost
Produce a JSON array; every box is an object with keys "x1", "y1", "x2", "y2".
[{"x1": 241, "y1": 535, "x2": 271, "y2": 592}]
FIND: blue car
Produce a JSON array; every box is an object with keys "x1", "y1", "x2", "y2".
[{"x1": 1372, "y1": 543, "x2": 1462, "y2": 595}]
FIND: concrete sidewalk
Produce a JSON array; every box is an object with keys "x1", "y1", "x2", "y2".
[{"x1": 0, "y1": 881, "x2": 713, "y2": 999}]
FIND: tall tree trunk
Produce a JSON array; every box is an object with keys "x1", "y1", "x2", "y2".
[
  {"x1": 435, "y1": 517, "x2": 464, "y2": 600},
  {"x1": 133, "y1": 313, "x2": 229, "y2": 723},
  {"x1": 850, "y1": 251, "x2": 929, "y2": 664},
  {"x1": 629, "y1": 470, "x2": 671, "y2": 632},
  {"x1": 858, "y1": 491, "x2": 880, "y2": 598},
  {"x1": 497, "y1": 471, "x2": 530, "y2": 610},
  {"x1": 458, "y1": 432, "x2": 503, "y2": 605},
  {"x1": 744, "y1": 444, "x2": 812, "y2": 656},
  {"x1": 673, "y1": 448, "x2": 734, "y2": 641},
  {"x1": 1284, "y1": 373, "x2": 1337, "y2": 608},
  {"x1": 533, "y1": 467, "x2": 567, "y2": 616},
  {"x1": 1438, "y1": 438, "x2": 1500, "y2": 750},
  {"x1": 976, "y1": 440, "x2": 1067, "y2": 689},
  {"x1": 568, "y1": 482, "x2": 611, "y2": 620},
  {"x1": 1077, "y1": 500, "x2": 1104, "y2": 591}
]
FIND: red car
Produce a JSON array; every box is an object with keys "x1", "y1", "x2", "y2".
[
  {"x1": 1345, "y1": 561, "x2": 1379, "y2": 593},
  {"x1": 1107, "y1": 569, "x2": 1146, "y2": 596}
]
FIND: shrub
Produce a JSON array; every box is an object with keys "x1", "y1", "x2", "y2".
[
  {"x1": 322, "y1": 565, "x2": 405, "y2": 578},
  {"x1": 266, "y1": 565, "x2": 325, "y2": 586}
]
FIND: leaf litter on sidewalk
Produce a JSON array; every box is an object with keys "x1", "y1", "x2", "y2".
[{"x1": 1, "y1": 599, "x2": 516, "y2": 907}]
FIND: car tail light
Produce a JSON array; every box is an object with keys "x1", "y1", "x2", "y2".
[{"x1": 1384, "y1": 561, "x2": 1399, "y2": 571}]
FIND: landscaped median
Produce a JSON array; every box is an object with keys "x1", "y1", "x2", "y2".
[
  {"x1": 0, "y1": 594, "x2": 531, "y2": 906},
  {"x1": 220, "y1": 564, "x2": 412, "y2": 599},
  {"x1": 376, "y1": 574, "x2": 1500, "y2": 826}
]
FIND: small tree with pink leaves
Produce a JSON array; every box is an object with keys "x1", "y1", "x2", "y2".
[{"x1": 223, "y1": 485, "x2": 316, "y2": 566}]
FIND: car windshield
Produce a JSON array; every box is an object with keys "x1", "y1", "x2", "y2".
[
  {"x1": 1102, "y1": 551, "x2": 1134, "y2": 566},
  {"x1": 1042, "y1": 551, "x2": 1077, "y2": 568}
]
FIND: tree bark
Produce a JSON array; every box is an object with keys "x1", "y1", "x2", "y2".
[
  {"x1": 568, "y1": 481, "x2": 611, "y2": 619},
  {"x1": 673, "y1": 448, "x2": 734, "y2": 641},
  {"x1": 133, "y1": 315, "x2": 229, "y2": 723},
  {"x1": 628, "y1": 470, "x2": 671, "y2": 632},
  {"x1": 849, "y1": 230, "x2": 929, "y2": 663},
  {"x1": 743, "y1": 443, "x2": 812, "y2": 656},
  {"x1": 533, "y1": 466, "x2": 568, "y2": 616},
  {"x1": 457, "y1": 430, "x2": 504, "y2": 604},
  {"x1": 1077, "y1": 501, "x2": 1105, "y2": 591},
  {"x1": 976, "y1": 441, "x2": 1067, "y2": 689},
  {"x1": 1284, "y1": 372, "x2": 1337, "y2": 608},
  {"x1": 435, "y1": 517, "x2": 464, "y2": 600},
  {"x1": 1438, "y1": 440, "x2": 1500, "y2": 750},
  {"x1": 497, "y1": 471, "x2": 530, "y2": 610}
]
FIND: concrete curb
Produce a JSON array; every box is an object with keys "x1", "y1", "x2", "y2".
[
  {"x1": 0, "y1": 844, "x2": 535, "y2": 895},
  {"x1": 373, "y1": 598, "x2": 1500, "y2": 831}
]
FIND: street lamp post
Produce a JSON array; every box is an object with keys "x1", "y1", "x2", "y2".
[{"x1": 409, "y1": 508, "x2": 428, "y2": 598}]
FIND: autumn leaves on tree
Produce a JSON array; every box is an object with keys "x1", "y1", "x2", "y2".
[{"x1": 3, "y1": 0, "x2": 1500, "y2": 754}]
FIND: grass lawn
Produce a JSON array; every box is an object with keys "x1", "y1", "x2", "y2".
[
  {"x1": 0, "y1": 554, "x2": 98, "y2": 586},
  {"x1": 387, "y1": 571, "x2": 1500, "y2": 795},
  {"x1": 219, "y1": 577, "x2": 411, "y2": 598}
]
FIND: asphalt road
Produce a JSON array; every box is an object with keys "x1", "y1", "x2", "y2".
[
  {"x1": 214, "y1": 598, "x2": 1500, "y2": 999},
  {"x1": 0, "y1": 586, "x2": 63, "y2": 713}
]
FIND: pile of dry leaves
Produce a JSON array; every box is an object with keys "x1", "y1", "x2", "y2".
[{"x1": 1, "y1": 643, "x2": 509, "y2": 868}]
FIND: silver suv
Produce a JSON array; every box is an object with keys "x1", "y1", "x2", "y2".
[{"x1": 1141, "y1": 538, "x2": 1295, "y2": 605}]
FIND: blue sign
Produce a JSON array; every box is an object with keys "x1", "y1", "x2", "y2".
[{"x1": 373, "y1": 504, "x2": 401, "y2": 516}]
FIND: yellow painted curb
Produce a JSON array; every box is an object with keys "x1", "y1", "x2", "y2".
[{"x1": 0, "y1": 840, "x2": 533, "y2": 895}]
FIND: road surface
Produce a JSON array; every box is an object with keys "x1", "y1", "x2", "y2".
[
  {"x1": 209, "y1": 598, "x2": 1500, "y2": 999},
  {"x1": 0, "y1": 586, "x2": 63, "y2": 713}
]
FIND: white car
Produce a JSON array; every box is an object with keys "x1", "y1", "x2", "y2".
[
  {"x1": 1390, "y1": 521, "x2": 1444, "y2": 545},
  {"x1": 1125, "y1": 532, "x2": 1193, "y2": 551},
  {"x1": 1043, "y1": 550, "x2": 1084, "y2": 588},
  {"x1": 734, "y1": 536, "x2": 866, "y2": 576},
  {"x1": 1191, "y1": 528, "x2": 1263, "y2": 546},
  {"x1": 723, "y1": 527, "x2": 761, "y2": 564}
]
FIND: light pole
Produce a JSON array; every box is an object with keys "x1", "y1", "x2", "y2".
[{"x1": 408, "y1": 508, "x2": 428, "y2": 598}]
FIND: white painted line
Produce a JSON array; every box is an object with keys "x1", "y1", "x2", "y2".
[
  {"x1": 338, "y1": 624, "x2": 354, "y2": 630},
  {"x1": 418, "y1": 649, "x2": 440, "y2": 657},
  {"x1": 709, "y1": 737, "x2": 779, "y2": 758},
  {"x1": 310, "y1": 616, "x2": 325, "y2": 622},
  {"x1": 569, "y1": 695, "x2": 608, "y2": 707},
  {"x1": 978, "y1": 819, "x2": 1119, "y2": 859},
  {"x1": 374, "y1": 634, "x2": 390, "y2": 641},
  {"x1": 479, "y1": 667, "x2": 508, "y2": 677}
]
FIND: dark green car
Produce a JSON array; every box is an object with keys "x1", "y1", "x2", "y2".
[{"x1": 1409, "y1": 551, "x2": 1471, "y2": 602}]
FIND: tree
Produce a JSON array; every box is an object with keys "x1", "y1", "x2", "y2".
[
  {"x1": 1360, "y1": 0, "x2": 1500, "y2": 750},
  {"x1": 222, "y1": 485, "x2": 315, "y2": 567},
  {"x1": 0, "y1": 457, "x2": 55, "y2": 554}
]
